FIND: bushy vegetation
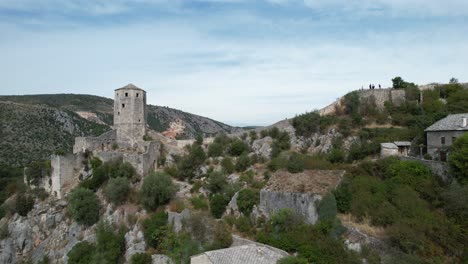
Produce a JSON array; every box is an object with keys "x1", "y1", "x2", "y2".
[
  {"x1": 104, "y1": 177, "x2": 130, "y2": 205},
  {"x1": 449, "y1": 133, "x2": 468, "y2": 184},
  {"x1": 256, "y1": 209, "x2": 359, "y2": 264},
  {"x1": 130, "y1": 253, "x2": 152, "y2": 264},
  {"x1": 68, "y1": 187, "x2": 100, "y2": 226},
  {"x1": 68, "y1": 222, "x2": 126, "y2": 264},
  {"x1": 67, "y1": 241, "x2": 95, "y2": 264},
  {"x1": 80, "y1": 158, "x2": 136, "y2": 191},
  {"x1": 15, "y1": 193, "x2": 34, "y2": 217},
  {"x1": 334, "y1": 158, "x2": 465, "y2": 262},
  {"x1": 236, "y1": 189, "x2": 259, "y2": 216},
  {"x1": 140, "y1": 172, "x2": 176, "y2": 211},
  {"x1": 176, "y1": 142, "x2": 206, "y2": 180}
]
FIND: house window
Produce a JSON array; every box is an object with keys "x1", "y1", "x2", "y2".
[
  {"x1": 122, "y1": 104, "x2": 125, "y2": 108},
  {"x1": 441, "y1": 136, "x2": 445, "y2": 145},
  {"x1": 136, "y1": 93, "x2": 139, "y2": 97},
  {"x1": 125, "y1": 92, "x2": 128, "y2": 97}
]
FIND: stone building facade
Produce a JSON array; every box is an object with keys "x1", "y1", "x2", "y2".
[
  {"x1": 43, "y1": 84, "x2": 160, "y2": 198},
  {"x1": 425, "y1": 113, "x2": 468, "y2": 161}
]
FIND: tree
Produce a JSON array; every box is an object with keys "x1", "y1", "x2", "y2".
[
  {"x1": 92, "y1": 222, "x2": 126, "y2": 264},
  {"x1": 287, "y1": 152, "x2": 306, "y2": 173},
  {"x1": 449, "y1": 133, "x2": 468, "y2": 184},
  {"x1": 15, "y1": 193, "x2": 34, "y2": 217},
  {"x1": 206, "y1": 171, "x2": 228, "y2": 194},
  {"x1": 208, "y1": 142, "x2": 224, "y2": 157},
  {"x1": 140, "y1": 172, "x2": 177, "y2": 211},
  {"x1": 68, "y1": 242, "x2": 96, "y2": 264},
  {"x1": 235, "y1": 154, "x2": 251, "y2": 172},
  {"x1": 237, "y1": 189, "x2": 260, "y2": 216},
  {"x1": 209, "y1": 194, "x2": 229, "y2": 218},
  {"x1": 104, "y1": 177, "x2": 130, "y2": 205},
  {"x1": 68, "y1": 187, "x2": 100, "y2": 226},
  {"x1": 229, "y1": 139, "x2": 249, "y2": 156},
  {"x1": 392, "y1": 76, "x2": 406, "y2": 89},
  {"x1": 449, "y1": 77, "x2": 458, "y2": 84},
  {"x1": 221, "y1": 157, "x2": 235, "y2": 174}
]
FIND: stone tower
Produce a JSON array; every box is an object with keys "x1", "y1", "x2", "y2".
[{"x1": 114, "y1": 84, "x2": 147, "y2": 146}]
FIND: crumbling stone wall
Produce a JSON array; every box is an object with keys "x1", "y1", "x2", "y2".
[
  {"x1": 257, "y1": 190, "x2": 322, "y2": 224},
  {"x1": 73, "y1": 130, "x2": 116, "y2": 154},
  {"x1": 50, "y1": 154, "x2": 84, "y2": 199}
]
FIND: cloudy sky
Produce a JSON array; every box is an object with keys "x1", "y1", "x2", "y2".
[{"x1": 0, "y1": 0, "x2": 467, "y2": 126}]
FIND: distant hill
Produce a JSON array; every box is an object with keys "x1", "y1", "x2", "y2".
[{"x1": 0, "y1": 94, "x2": 242, "y2": 166}]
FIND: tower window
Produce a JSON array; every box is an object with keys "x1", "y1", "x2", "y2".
[
  {"x1": 125, "y1": 93, "x2": 128, "y2": 97},
  {"x1": 122, "y1": 104, "x2": 125, "y2": 108},
  {"x1": 139, "y1": 119, "x2": 141, "y2": 122},
  {"x1": 136, "y1": 93, "x2": 139, "y2": 97},
  {"x1": 118, "y1": 111, "x2": 120, "y2": 115}
]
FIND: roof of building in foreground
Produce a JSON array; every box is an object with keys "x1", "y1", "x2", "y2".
[
  {"x1": 425, "y1": 113, "x2": 468, "y2": 132},
  {"x1": 190, "y1": 243, "x2": 288, "y2": 264},
  {"x1": 115, "y1": 83, "x2": 146, "y2": 91}
]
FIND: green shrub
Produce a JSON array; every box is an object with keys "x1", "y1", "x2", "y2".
[
  {"x1": 92, "y1": 222, "x2": 126, "y2": 264},
  {"x1": 177, "y1": 144, "x2": 207, "y2": 180},
  {"x1": 318, "y1": 192, "x2": 337, "y2": 222},
  {"x1": 104, "y1": 177, "x2": 130, "y2": 205},
  {"x1": 229, "y1": 139, "x2": 249, "y2": 156},
  {"x1": 0, "y1": 224, "x2": 9, "y2": 239},
  {"x1": 209, "y1": 194, "x2": 229, "y2": 219},
  {"x1": 287, "y1": 152, "x2": 306, "y2": 173},
  {"x1": 333, "y1": 180, "x2": 352, "y2": 213},
  {"x1": 130, "y1": 253, "x2": 152, "y2": 264},
  {"x1": 249, "y1": 130, "x2": 258, "y2": 141},
  {"x1": 237, "y1": 189, "x2": 260, "y2": 216},
  {"x1": 210, "y1": 221, "x2": 233, "y2": 250},
  {"x1": 277, "y1": 256, "x2": 309, "y2": 264},
  {"x1": 327, "y1": 148, "x2": 345, "y2": 164},
  {"x1": 68, "y1": 187, "x2": 100, "y2": 226},
  {"x1": 221, "y1": 157, "x2": 235, "y2": 174},
  {"x1": 208, "y1": 142, "x2": 224, "y2": 157},
  {"x1": 140, "y1": 172, "x2": 176, "y2": 211},
  {"x1": 142, "y1": 211, "x2": 168, "y2": 249},
  {"x1": 68, "y1": 242, "x2": 96, "y2": 264},
  {"x1": 234, "y1": 215, "x2": 254, "y2": 234},
  {"x1": 206, "y1": 171, "x2": 228, "y2": 194},
  {"x1": 190, "y1": 195, "x2": 209, "y2": 210},
  {"x1": 235, "y1": 154, "x2": 251, "y2": 172},
  {"x1": 24, "y1": 160, "x2": 51, "y2": 186},
  {"x1": 15, "y1": 193, "x2": 34, "y2": 217},
  {"x1": 449, "y1": 133, "x2": 468, "y2": 184}
]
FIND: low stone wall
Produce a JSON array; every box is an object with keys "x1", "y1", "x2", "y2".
[
  {"x1": 50, "y1": 154, "x2": 84, "y2": 198},
  {"x1": 73, "y1": 130, "x2": 117, "y2": 154},
  {"x1": 400, "y1": 156, "x2": 451, "y2": 182},
  {"x1": 257, "y1": 190, "x2": 322, "y2": 225}
]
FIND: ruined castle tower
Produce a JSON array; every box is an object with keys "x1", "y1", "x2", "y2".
[{"x1": 114, "y1": 84, "x2": 147, "y2": 145}]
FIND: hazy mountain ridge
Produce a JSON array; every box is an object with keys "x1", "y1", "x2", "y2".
[{"x1": 0, "y1": 94, "x2": 242, "y2": 166}]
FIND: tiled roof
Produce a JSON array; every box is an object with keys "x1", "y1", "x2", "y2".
[
  {"x1": 425, "y1": 113, "x2": 468, "y2": 132},
  {"x1": 115, "y1": 83, "x2": 145, "y2": 91},
  {"x1": 195, "y1": 244, "x2": 288, "y2": 264},
  {"x1": 381, "y1": 143, "x2": 398, "y2": 149}
]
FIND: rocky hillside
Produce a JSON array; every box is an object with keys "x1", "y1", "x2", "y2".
[{"x1": 0, "y1": 94, "x2": 241, "y2": 166}]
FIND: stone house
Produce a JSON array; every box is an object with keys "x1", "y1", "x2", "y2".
[
  {"x1": 380, "y1": 141, "x2": 411, "y2": 158},
  {"x1": 425, "y1": 113, "x2": 468, "y2": 161}
]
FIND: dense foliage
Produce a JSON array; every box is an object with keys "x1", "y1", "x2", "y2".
[
  {"x1": 104, "y1": 177, "x2": 130, "y2": 205},
  {"x1": 449, "y1": 133, "x2": 468, "y2": 184},
  {"x1": 140, "y1": 172, "x2": 176, "y2": 211},
  {"x1": 68, "y1": 187, "x2": 100, "y2": 226}
]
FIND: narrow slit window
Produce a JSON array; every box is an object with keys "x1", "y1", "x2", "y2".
[
  {"x1": 125, "y1": 92, "x2": 128, "y2": 97},
  {"x1": 136, "y1": 93, "x2": 139, "y2": 97},
  {"x1": 118, "y1": 111, "x2": 120, "y2": 115},
  {"x1": 441, "y1": 136, "x2": 445, "y2": 145},
  {"x1": 122, "y1": 104, "x2": 125, "y2": 108}
]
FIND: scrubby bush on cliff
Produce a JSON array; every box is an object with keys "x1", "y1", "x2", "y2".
[
  {"x1": 177, "y1": 143, "x2": 206, "y2": 179},
  {"x1": 92, "y1": 221, "x2": 126, "y2": 264},
  {"x1": 67, "y1": 241, "x2": 95, "y2": 264},
  {"x1": 209, "y1": 194, "x2": 229, "y2": 219},
  {"x1": 235, "y1": 154, "x2": 251, "y2": 172},
  {"x1": 277, "y1": 256, "x2": 309, "y2": 264},
  {"x1": 208, "y1": 142, "x2": 224, "y2": 157},
  {"x1": 140, "y1": 172, "x2": 176, "y2": 211},
  {"x1": 237, "y1": 189, "x2": 260, "y2": 216},
  {"x1": 131, "y1": 253, "x2": 152, "y2": 264},
  {"x1": 287, "y1": 152, "x2": 306, "y2": 173},
  {"x1": 80, "y1": 159, "x2": 136, "y2": 191},
  {"x1": 104, "y1": 177, "x2": 130, "y2": 205},
  {"x1": 449, "y1": 133, "x2": 468, "y2": 184},
  {"x1": 206, "y1": 171, "x2": 228, "y2": 194},
  {"x1": 221, "y1": 157, "x2": 235, "y2": 174},
  {"x1": 228, "y1": 139, "x2": 249, "y2": 156},
  {"x1": 68, "y1": 187, "x2": 100, "y2": 226},
  {"x1": 142, "y1": 211, "x2": 168, "y2": 249},
  {"x1": 15, "y1": 192, "x2": 34, "y2": 216}
]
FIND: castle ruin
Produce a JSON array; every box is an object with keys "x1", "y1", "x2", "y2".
[{"x1": 38, "y1": 84, "x2": 160, "y2": 198}]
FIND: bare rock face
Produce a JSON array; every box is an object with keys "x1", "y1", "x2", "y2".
[
  {"x1": 224, "y1": 192, "x2": 240, "y2": 217},
  {"x1": 168, "y1": 209, "x2": 191, "y2": 233},
  {"x1": 0, "y1": 238, "x2": 16, "y2": 263},
  {"x1": 252, "y1": 137, "x2": 273, "y2": 158},
  {"x1": 125, "y1": 225, "x2": 146, "y2": 262}
]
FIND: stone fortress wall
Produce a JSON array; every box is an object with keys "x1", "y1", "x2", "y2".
[
  {"x1": 40, "y1": 84, "x2": 161, "y2": 198},
  {"x1": 318, "y1": 88, "x2": 406, "y2": 116}
]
